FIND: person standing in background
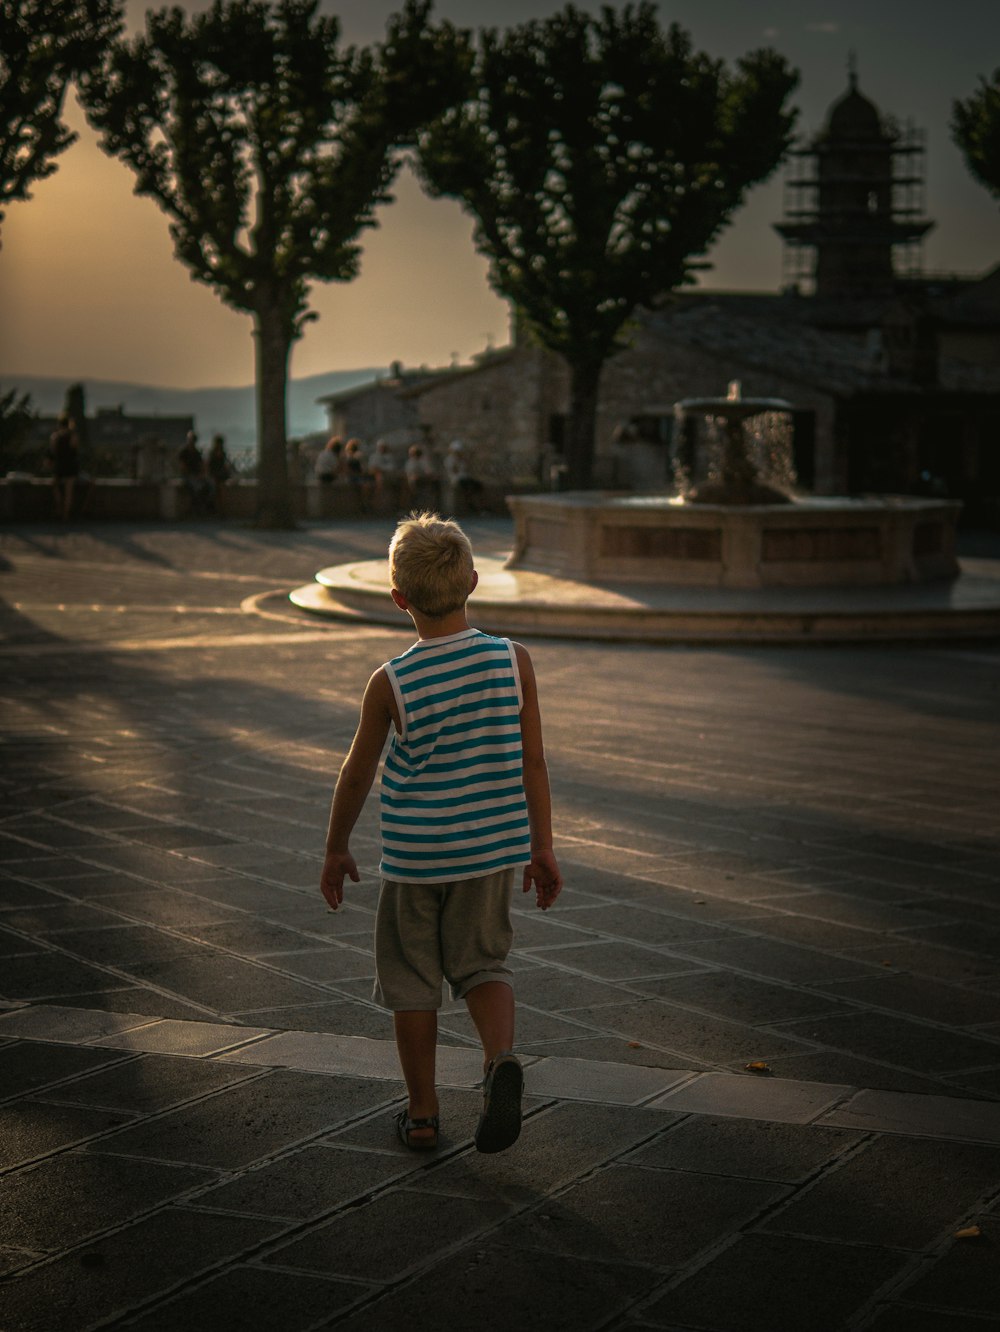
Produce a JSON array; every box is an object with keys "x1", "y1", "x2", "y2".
[
  {"x1": 48, "y1": 414, "x2": 80, "y2": 521},
  {"x1": 207, "y1": 434, "x2": 233, "y2": 517}
]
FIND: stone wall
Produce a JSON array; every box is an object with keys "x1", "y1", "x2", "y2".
[
  {"x1": 404, "y1": 331, "x2": 842, "y2": 495},
  {"x1": 594, "y1": 325, "x2": 841, "y2": 493},
  {"x1": 323, "y1": 384, "x2": 421, "y2": 450},
  {"x1": 407, "y1": 349, "x2": 555, "y2": 488},
  {"x1": 0, "y1": 478, "x2": 364, "y2": 523}
]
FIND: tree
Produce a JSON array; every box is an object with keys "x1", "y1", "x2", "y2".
[
  {"x1": 0, "y1": 0, "x2": 122, "y2": 233},
  {"x1": 953, "y1": 70, "x2": 1000, "y2": 204},
  {"x1": 79, "y1": 0, "x2": 470, "y2": 528},
  {"x1": 416, "y1": 3, "x2": 798, "y2": 489}
]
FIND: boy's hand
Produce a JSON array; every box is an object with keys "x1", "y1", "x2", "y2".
[
  {"x1": 321, "y1": 852, "x2": 359, "y2": 911},
  {"x1": 523, "y1": 850, "x2": 562, "y2": 911}
]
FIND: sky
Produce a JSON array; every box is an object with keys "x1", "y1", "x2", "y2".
[{"x1": 1, "y1": 0, "x2": 998, "y2": 390}]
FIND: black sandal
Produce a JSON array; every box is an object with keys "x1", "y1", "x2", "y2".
[
  {"x1": 396, "y1": 1109, "x2": 440, "y2": 1151},
  {"x1": 475, "y1": 1051, "x2": 523, "y2": 1154}
]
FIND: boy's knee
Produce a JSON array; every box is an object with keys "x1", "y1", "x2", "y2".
[{"x1": 454, "y1": 969, "x2": 513, "y2": 1003}]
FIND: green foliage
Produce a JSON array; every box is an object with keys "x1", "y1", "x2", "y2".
[
  {"x1": 0, "y1": 0, "x2": 122, "y2": 221},
  {"x1": 78, "y1": 0, "x2": 471, "y2": 341},
  {"x1": 418, "y1": 3, "x2": 797, "y2": 369},
  {"x1": 0, "y1": 383, "x2": 37, "y2": 471},
  {"x1": 415, "y1": 3, "x2": 797, "y2": 484},
  {"x1": 953, "y1": 70, "x2": 1000, "y2": 203}
]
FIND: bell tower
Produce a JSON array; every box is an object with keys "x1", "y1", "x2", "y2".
[{"x1": 775, "y1": 63, "x2": 933, "y2": 298}]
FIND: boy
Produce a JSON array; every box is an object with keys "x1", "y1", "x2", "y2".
[{"x1": 320, "y1": 513, "x2": 562, "y2": 1154}]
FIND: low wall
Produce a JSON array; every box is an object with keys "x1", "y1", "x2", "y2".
[
  {"x1": 0, "y1": 477, "x2": 513, "y2": 523},
  {"x1": 0, "y1": 477, "x2": 353, "y2": 523}
]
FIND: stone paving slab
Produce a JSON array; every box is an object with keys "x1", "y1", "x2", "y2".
[
  {"x1": 642, "y1": 1233, "x2": 911, "y2": 1332},
  {"x1": 89, "y1": 1018, "x2": 276, "y2": 1057},
  {"x1": 623, "y1": 1115, "x2": 864, "y2": 1182},
  {"x1": 0, "y1": 1210, "x2": 282, "y2": 1332},
  {"x1": 35, "y1": 1051, "x2": 260, "y2": 1114},
  {"x1": 0, "y1": 1099, "x2": 134, "y2": 1170},
  {"x1": 0, "y1": 1040, "x2": 125, "y2": 1101},
  {"x1": 186, "y1": 1143, "x2": 420, "y2": 1221},
  {"x1": 822, "y1": 1088, "x2": 1000, "y2": 1145},
  {"x1": 116, "y1": 1267, "x2": 369, "y2": 1332},
  {"x1": 0, "y1": 1151, "x2": 217, "y2": 1252},
  {"x1": 894, "y1": 1213, "x2": 1000, "y2": 1321},
  {"x1": 0, "y1": 1004, "x2": 159, "y2": 1044},
  {"x1": 759, "y1": 1135, "x2": 1000, "y2": 1249},
  {"x1": 218, "y1": 1028, "x2": 429, "y2": 1081},
  {"x1": 650, "y1": 1071, "x2": 854, "y2": 1123},
  {"x1": 526, "y1": 1055, "x2": 693, "y2": 1105}
]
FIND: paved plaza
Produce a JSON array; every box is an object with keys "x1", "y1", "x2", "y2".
[{"x1": 1, "y1": 517, "x2": 999, "y2": 1331}]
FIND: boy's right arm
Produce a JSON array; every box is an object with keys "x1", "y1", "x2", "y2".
[
  {"x1": 514, "y1": 642, "x2": 563, "y2": 911},
  {"x1": 321, "y1": 668, "x2": 394, "y2": 911}
]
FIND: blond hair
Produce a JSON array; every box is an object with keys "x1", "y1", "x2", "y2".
[{"x1": 389, "y1": 511, "x2": 474, "y2": 618}]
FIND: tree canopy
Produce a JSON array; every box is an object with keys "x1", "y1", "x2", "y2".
[
  {"x1": 0, "y1": 383, "x2": 35, "y2": 472},
  {"x1": 953, "y1": 69, "x2": 1000, "y2": 203},
  {"x1": 416, "y1": 2, "x2": 798, "y2": 487},
  {"x1": 79, "y1": 0, "x2": 470, "y2": 526},
  {"x1": 0, "y1": 0, "x2": 121, "y2": 228}
]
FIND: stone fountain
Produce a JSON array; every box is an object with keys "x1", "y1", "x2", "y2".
[
  {"x1": 288, "y1": 381, "x2": 998, "y2": 643},
  {"x1": 506, "y1": 382, "x2": 960, "y2": 589}
]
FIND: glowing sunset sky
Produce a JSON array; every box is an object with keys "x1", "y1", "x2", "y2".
[{"x1": 1, "y1": 0, "x2": 997, "y2": 389}]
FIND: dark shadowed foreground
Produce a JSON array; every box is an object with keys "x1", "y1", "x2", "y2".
[{"x1": 1, "y1": 520, "x2": 998, "y2": 1331}]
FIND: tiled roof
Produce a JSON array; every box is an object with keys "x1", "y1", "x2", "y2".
[
  {"x1": 316, "y1": 370, "x2": 438, "y2": 405},
  {"x1": 397, "y1": 349, "x2": 520, "y2": 398},
  {"x1": 647, "y1": 304, "x2": 1000, "y2": 396}
]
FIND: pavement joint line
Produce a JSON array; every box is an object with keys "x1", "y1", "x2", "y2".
[
  {"x1": 3, "y1": 1004, "x2": 1000, "y2": 1143},
  {"x1": 0, "y1": 629, "x2": 351, "y2": 656},
  {"x1": 3, "y1": 552, "x2": 297, "y2": 588}
]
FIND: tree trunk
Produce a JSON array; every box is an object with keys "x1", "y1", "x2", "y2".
[
  {"x1": 564, "y1": 359, "x2": 603, "y2": 491},
  {"x1": 253, "y1": 307, "x2": 296, "y2": 529}
]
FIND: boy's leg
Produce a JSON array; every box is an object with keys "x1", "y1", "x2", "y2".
[
  {"x1": 393, "y1": 1010, "x2": 439, "y2": 1144},
  {"x1": 441, "y1": 869, "x2": 516, "y2": 1069},
  {"x1": 464, "y1": 980, "x2": 514, "y2": 1072},
  {"x1": 441, "y1": 870, "x2": 523, "y2": 1152},
  {"x1": 464, "y1": 981, "x2": 522, "y2": 1155},
  {"x1": 374, "y1": 880, "x2": 445, "y2": 1144}
]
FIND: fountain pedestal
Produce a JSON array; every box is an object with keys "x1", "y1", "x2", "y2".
[{"x1": 505, "y1": 492, "x2": 961, "y2": 588}]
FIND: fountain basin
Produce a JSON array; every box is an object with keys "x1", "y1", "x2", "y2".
[{"x1": 506, "y1": 492, "x2": 961, "y2": 588}]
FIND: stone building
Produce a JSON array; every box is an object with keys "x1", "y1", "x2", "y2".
[
  {"x1": 316, "y1": 363, "x2": 436, "y2": 451},
  {"x1": 324, "y1": 302, "x2": 999, "y2": 521}
]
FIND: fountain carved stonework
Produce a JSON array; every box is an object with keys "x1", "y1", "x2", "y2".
[
  {"x1": 677, "y1": 380, "x2": 796, "y2": 505},
  {"x1": 506, "y1": 384, "x2": 961, "y2": 589}
]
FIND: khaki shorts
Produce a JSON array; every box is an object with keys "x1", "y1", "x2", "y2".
[{"x1": 373, "y1": 868, "x2": 515, "y2": 1011}]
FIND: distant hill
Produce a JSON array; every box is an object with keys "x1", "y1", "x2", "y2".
[{"x1": 2, "y1": 368, "x2": 386, "y2": 455}]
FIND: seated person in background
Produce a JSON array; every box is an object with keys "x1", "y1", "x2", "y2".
[
  {"x1": 177, "y1": 431, "x2": 213, "y2": 515},
  {"x1": 444, "y1": 438, "x2": 485, "y2": 515},
  {"x1": 369, "y1": 439, "x2": 401, "y2": 510},
  {"x1": 315, "y1": 436, "x2": 344, "y2": 485},
  {"x1": 404, "y1": 443, "x2": 438, "y2": 510},
  {"x1": 344, "y1": 438, "x2": 372, "y2": 511}
]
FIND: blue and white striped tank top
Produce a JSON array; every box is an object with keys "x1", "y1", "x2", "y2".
[{"x1": 379, "y1": 628, "x2": 531, "y2": 883}]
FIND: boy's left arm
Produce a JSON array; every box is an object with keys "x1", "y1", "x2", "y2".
[{"x1": 514, "y1": 642, "x2": 563, "y2": 910}]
